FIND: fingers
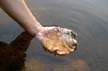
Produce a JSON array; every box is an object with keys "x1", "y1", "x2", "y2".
[{"x1": 42, "y1": 45, "x2": 74, "y2": 56}]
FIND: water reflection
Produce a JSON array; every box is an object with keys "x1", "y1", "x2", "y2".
[
  {"x1": 0, "y1": 31, "x2": 33, "y2": 71},
  {"x1": 25, "y1": 58, "x2": 90, "y2": 71},
  {"x1": 55, "y1": 59, "x2": 90, "y2": 71}
]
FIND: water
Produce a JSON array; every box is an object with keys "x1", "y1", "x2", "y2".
[{"x1": 0, "y1": 0, "x2": 108, "y2": 71}]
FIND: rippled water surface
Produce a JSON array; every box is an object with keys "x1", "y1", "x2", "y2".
[{"x1": 0, "y1": 0, "x2": 108, "y2": 71}]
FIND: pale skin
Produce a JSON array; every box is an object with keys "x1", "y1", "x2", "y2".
[{"x1": 0, "y1": 0, "x2": 77, "y2": 55}]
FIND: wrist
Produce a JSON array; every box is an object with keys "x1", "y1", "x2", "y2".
[{"x1": 30, "y1": 24, "x2": 44, "y2": 36}]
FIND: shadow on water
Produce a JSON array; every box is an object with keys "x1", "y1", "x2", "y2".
[{"x1": 0, "y1": 31, "x2": 33, "y2": 71}]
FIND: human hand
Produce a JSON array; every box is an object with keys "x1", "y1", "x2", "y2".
[{"x1": 36, "y1": 26, "x2": 78, "y2": 55}]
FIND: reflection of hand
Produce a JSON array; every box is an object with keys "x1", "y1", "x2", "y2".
[{"x1": 36, "y1": 26, "x2": 77, "y2": 55}]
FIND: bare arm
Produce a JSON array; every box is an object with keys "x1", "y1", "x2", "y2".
[{"x1": 0, "y1": 0, "x2": 43, "y2": 36}]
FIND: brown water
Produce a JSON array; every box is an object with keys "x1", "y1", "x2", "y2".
[{"x1": 0, "y1": 0, "x2": 108, "y2": 71}]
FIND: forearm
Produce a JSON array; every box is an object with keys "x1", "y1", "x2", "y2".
[{"x1": 0, "y1": 0, "x2": 43, "y2": 36}]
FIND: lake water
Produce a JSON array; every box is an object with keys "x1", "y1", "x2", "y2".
[{"x1": 0, "y1": 0, "x2": 108, "y2": 71}]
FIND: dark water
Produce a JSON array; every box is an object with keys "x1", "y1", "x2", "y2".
[{"x1": 0, "y1": 0, "x2": 108, "y2": 71}]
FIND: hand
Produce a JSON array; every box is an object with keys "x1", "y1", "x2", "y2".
[{"x1": 36, "y1": 26, "x2": 77, "y2": 55}]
